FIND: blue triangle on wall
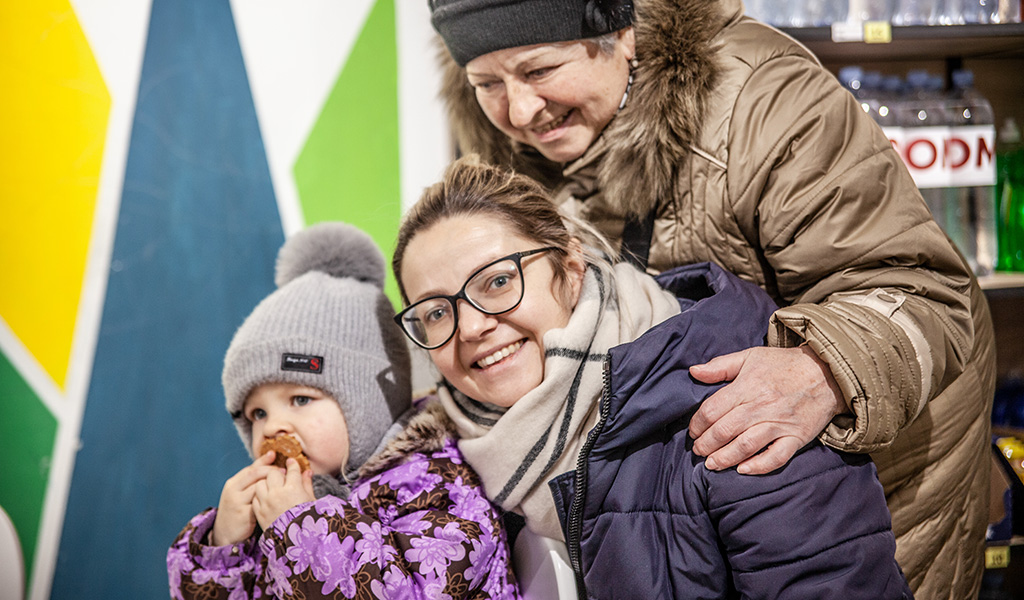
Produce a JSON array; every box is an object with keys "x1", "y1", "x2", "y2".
[{"x1": 52, "y1": 0, "x2": 282, "y2": 597}]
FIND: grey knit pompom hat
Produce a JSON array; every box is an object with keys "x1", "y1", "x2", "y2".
[
  {"x1": 429, "y1": 0, "x2": 634, "y2": 66},
  {"x1": 222, "y1": 222, "x2": 412, "y2": 475}
]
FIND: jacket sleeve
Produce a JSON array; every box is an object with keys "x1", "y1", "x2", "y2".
[
  {"x1": 258, "y1": 451, "x2": 516, "y2": 599},
  {"x1": 706, "y1": 444, "x2": 913, "y2": 599},
  {"x1": 167, "y1": 508, "x2": 265, "y2": 600},
  {"x1": 728, "y1": 53, "x2": 976, "y2": 453}
]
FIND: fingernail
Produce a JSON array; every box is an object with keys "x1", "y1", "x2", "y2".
[
  {"x1": 705, "y1": 457, "x2": 717, "y2": 470},
  {"x1": 737, "y1": 464, "x2": 750, "y2": 475}
]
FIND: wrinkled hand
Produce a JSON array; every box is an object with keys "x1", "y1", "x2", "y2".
[
  {"x1": 252, "y1": 457, "x2": 315, "y2": 530},
  {"x1": 688, "y1": 345, "x2": 847, "y2": 475},
  {"x1": 211, "y1": 451, "x2": 280, "y2": 546}
]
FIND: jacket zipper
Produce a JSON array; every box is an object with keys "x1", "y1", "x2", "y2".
[{"x1": 566, "y1": 357, "x2": 613, "y2": 600}]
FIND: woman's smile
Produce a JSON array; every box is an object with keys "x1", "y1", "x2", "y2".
[
  {"x1": 474, "y1": 340, "x2": 525, "y2": 369},
  {"x1": 533, "y1": 110, "x2": 572, "y2": 137}
]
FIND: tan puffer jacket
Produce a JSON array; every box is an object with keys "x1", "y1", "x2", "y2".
[{"x1": 437, "y1": 0, "x2": 996, "y2": 597}]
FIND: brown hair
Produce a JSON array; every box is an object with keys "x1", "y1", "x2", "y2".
[{"x1": 393, "y1": 155, "x2": 610, "y2": 304}]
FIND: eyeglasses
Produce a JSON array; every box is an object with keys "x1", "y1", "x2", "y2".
[{"x1": 395, "y1": 247, "x2": 560, "y2": 350}]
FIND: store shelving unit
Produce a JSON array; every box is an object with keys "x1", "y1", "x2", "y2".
[
  {"x1": 780, "y1": 22, "x2": 1024, "y2": 62},
  {"x1": 780, "y1": 21, "x2": 1024, "y2": 595},
  {"x1": 782, "y1": 22, "x2": 1024, "y2": 150},
  {"x1": 780, "y1": 21, "x2": 1024, "y2": 379},
  {"x1": 981, "y1": 272, "x2": 1024, "y2": 291}
]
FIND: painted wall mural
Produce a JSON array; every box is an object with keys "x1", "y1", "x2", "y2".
[{"x1": 0, "y1": 1, "x2": 447, "y2": 598}]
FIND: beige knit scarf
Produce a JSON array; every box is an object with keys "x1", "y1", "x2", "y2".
[{"x1": 437, "y1": 262, "x2": 680, "y2": 539}]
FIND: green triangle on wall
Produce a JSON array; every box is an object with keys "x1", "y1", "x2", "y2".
[
  {"x1": 294, "y1": 0, "x2": 402, "y2": 305},
  {"x1": 0, "y1": 352, "x2": 57, "y2": 594}
]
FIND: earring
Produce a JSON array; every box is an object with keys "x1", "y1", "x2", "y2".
[{"x1": 619, "y1": 57, "x2": 638, "y2": 111}]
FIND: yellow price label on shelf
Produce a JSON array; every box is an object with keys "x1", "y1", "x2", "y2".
[
  {"x1": 863, "y1": 21, "x2": 892, "y2": 44},
  {"x1": 986, "y1": 546, "x2": 1011, "y2": 569}
]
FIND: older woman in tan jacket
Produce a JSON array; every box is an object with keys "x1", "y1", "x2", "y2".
[{"x1": 427, "y1": 0, "x2": 996, "y2": 597}]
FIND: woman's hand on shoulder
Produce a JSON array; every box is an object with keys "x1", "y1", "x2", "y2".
[
  {"x1": 252, "y1": 458, "x2": 315, "y2": 531},
  {"x1": 687, "y1": 345, "x2": 848, "y2": 475},
  {"x1": 211, "y1": 451, "x2": 280, "y2": 546}
]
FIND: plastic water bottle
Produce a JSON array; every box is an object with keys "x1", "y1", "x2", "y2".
[
  {"x1": 841, "y1": 69, "x2": 906, "y2": 165},
  {"x1": 775, "y1": 2, "x2": 802, "y2": 25},
  {"x1": 744, "y1": 0, "x2": 766, "y2": 22},
  {"x1": 862, "y1": 70, "x2": 884, "y2": 114},
  {"x1": 838, "y1": 66, "x2": 870, "y2": 116},
  {"x1": 749, "y1": 0, "x2": 790, "y2": 25},
  {"x1": 794, "y1": 0, "x2": 850, "y2": 25},
  {"x1": 746, "y1": 0, "x2": 785, "y2": 25},
  {"x1": 992, "y1": 0, "x2": 1023, "y2": 23},
  {"x1": 874, "y1": 75, "x2": 905, "y2": 159},
  {"x1": 941, "y1": 0, "x2": 968, "y2": 24},
  {"x1": 830, "y1": 0, "x2": 853, "y2": 24},
  {"x1": 894, "y1": 71, "x2": 961, "y2": 260},
  {"x1": 945, "y1": 69, "x2": 998, "y2": 276},
  {"x1": 956, "y1": 0, "x2": 986, "y2": 23},
  {"x1": 784, "y1": 1, "x2": 809, "y2": 26},
  {"x1": 997, "y1": 117, "x2": 1024, "y2": 271},
  {"x1": 945, "y1": 0, "x2": 1020, "y2": 23},
  {"x1": 893, "y1": 0, "x2": 942, "y2": 24},
  {"x1": 839, "y1": 67, "x2": 887, "y2": 125},
  {"x1": 957, "y1": 0, "x2": 1019, "y2": 23},
  {"x1": 875, "y1": 75, "x2": 904, "y2": 131},
  {"x1": 847, "y1": 0, "x2": 894, "y2": 21},
  {"x1": 837, "y1": 66, "x2": 866, "y2": 95}
]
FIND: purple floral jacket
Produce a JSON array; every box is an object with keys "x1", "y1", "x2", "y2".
[{"x1": 167, "y1": 404, "x2": 519, "y2": 600}]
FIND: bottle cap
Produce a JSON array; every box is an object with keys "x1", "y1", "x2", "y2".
[
  {"x1": 951, "y1": 69, "x2": 975, "y2": 90},
  {"x1": 838, "y1": 66, "x2": 864, "y2": 90}
]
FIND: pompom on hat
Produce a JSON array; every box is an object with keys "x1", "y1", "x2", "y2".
[
  {"x1": 222, "y1": 222, "x2": 412, "y2": 475},
  {"x1": 429, "y1": 0, "x2": 634, "y2": 66}
]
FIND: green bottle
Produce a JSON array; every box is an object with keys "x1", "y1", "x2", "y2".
[{"x1": 997, "y1": 118, "x2": 1024, "y2": 272}]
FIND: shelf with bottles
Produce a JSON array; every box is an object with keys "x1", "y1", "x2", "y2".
[
  {"x1": 779, "y1": 22, "x2": 1024, "y2": 62},
  {"x1": 829, "y1": 63, "x2": 1024, "y2": 289},
  {"x1": 980, "y1": 271, "x2": 1024, "y2": 292}
]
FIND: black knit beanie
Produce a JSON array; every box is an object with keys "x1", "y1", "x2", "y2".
[{"x1": 429, "y1": 0, "x2": 634, "y2": 66}]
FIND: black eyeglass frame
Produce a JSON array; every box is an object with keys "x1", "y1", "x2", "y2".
[{"x1": 394, "y1": 246, "x2": 562, "y2": 350}]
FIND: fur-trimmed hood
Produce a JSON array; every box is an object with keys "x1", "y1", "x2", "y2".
[
  {"x1": 357, "y1": 398, "x2": 457, "y2": 480},
  {"x1": 437, "y1": 0, "x2": 743, "y2": 216}
]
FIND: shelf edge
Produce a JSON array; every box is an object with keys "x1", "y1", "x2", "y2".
[{"x1": 979, "y1": 272, "x2": 1024, "y2": 291}]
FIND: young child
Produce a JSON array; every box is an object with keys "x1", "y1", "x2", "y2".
[{"x1": 167, "y1": 222, "x2": 519, "y2": 599}]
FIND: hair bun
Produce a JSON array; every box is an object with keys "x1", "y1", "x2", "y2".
[{"x1": 275, "y1": 222, "x2": 386, "y2": 289}]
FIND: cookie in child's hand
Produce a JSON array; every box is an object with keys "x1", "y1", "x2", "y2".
[{"x1": 260, "y1": 434, "x2": 311, "y2": 472}]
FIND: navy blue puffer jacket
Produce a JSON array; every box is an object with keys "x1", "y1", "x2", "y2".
[{"x1": 551, "y1": 263, "x2": 912, "y2": 599}]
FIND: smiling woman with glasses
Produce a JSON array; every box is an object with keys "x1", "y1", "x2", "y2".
[
  {"x1": 395, "y1": 246, "x2": 560, "y2": 349},
  {"x1": 390, "y1": 155, "x2": 911, "y2": 600}
]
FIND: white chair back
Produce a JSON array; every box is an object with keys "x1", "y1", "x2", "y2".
[
  {"x1": 0, "y1": 504, "x2": 25, "y2": 600},
  {"x1": 512, "y1": 528, "x2": 578, "y2": 600}
]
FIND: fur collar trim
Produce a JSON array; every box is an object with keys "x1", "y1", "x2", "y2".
[
  {"x1": 357, "y1": 399, "x2": 456, "y2": 479},
  {"x1": 437, "y1": 0, "x2": 738, "y2": 215}
]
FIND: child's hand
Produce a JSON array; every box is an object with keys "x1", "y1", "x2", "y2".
[
  {"x1": 210, "y1": 451, "x2": 280, "y2": 546},
  {"x1": 252, "y1": 457, "x2": 315, "y2": 530}
]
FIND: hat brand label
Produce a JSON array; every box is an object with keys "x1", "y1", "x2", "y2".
[{"x1": 281, "y1": 353, "x2": 323, "y2": 374}]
